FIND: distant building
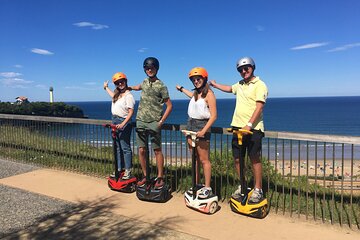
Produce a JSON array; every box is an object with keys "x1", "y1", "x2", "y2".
[
  {"x1": 15, "y1": 96, "x2": 29, "y2": 105},
  {"x1": 49, "y1": 86, "x2": 54, "y2": 103}
]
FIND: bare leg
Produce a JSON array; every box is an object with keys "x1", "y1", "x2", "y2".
[
  {"x1": 234, "y1": 157, "x2": 240, "y2": 178},
  {"x1": 138, "y1": 147, "x2": 147, "y2": 176},
  {"x1": 251, "y1": 157, "x2": 262, "y2": 189},
  {"x1": 154, "y1": 148, "x2": 164, "y2": 178},
  {"x1": 197, "y1": 140, "x2": 211, "y2": 188}
]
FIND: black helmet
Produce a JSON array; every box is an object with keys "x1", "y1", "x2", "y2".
[{"x1": 143, "y1": 57, "x2": 160, "y2": 70}]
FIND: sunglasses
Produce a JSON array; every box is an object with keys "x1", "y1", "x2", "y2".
[
  {"x1": 237, "y1": 66, "x2": 251, "y2": 73},
  {"x1": 114, "y1": 80, "x2": 126, "y2": 85},
  {"x1": 144, "y1": 67, "x2": 156, "y2": 71},
  {"x1": 190, "y1": 76, "x2": 203, "y2": 82}
]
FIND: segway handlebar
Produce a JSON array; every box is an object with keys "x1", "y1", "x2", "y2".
[
  {"x1": 103, "y1": 123, "x2": 117, "y2": 131},
  {"x1": 226, "y1": 128, "x2": 253, "y2": 145},
  {"x1": 181, "y1": 130, "x2": 198, "y2": 147},
  {"x1": 103, "y1": 124, "x2": 123, "y2": 138}
]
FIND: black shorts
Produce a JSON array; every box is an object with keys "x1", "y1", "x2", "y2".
[{"x1": 232, "y1": 129, "x2": 264, "y2": 160}]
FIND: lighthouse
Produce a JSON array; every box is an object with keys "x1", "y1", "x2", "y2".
[{"x1": 49, "y1": 86, "x2": 54, "y2": 103}]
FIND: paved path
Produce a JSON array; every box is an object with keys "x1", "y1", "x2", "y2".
[{"x1": 1, "y1": 159, "x2": 359, "y2": 239}]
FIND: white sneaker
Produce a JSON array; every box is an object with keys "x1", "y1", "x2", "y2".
[
  {"x1": 231, "y1": 185, "x2": 242, "y2": 198},
  {"x1": 198, "y1": 187, "x2": 212, "y2": 199},
  {"x1": 249, "y1": 188, "x2": 263, "y2": 203},
  {"x1": 122, "y1": 169, "x2": 131, "y2": 180}
]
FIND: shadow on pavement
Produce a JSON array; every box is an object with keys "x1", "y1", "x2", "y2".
[{"x1": 3, "y1": 197, "x2": 201, "y2": 240}]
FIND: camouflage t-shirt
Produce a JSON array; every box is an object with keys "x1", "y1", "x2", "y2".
[{"x1": 136, "y1": 78, "x2": 170, "y2": 122}]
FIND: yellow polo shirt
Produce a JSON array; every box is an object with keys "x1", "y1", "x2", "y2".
[{"x1": 230, "y1": 76, "x2": 268, "y2": 131}]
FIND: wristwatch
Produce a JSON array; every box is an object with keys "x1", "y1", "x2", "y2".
[{"x1": 246, "y1": 122, "x2": 253, "y2": 128}]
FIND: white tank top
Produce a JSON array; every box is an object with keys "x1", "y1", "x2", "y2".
[
  {"x1": 111, "y1": 92, "x2": 135, "y2": 118},
  {"x1": 187, "y1": 97, "x2": 211, "y2": 119}
]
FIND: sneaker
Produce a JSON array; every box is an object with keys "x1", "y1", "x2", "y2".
[
  {"x1": 248, "y1": 188, "x2": 263, "y2": 203},
  {"x1": 231, "y1": 185, "x2": 242, "y2": 198},
  {"x1": 110, "y1": 170, "x2": 123, "y2": 179},
  {"x1": 198, "y1": 187, "x2": 212, "y2": 199},
  {"x1": 122, "y1": 169, "x2": 131, "y2": 180},
  {"x1": 154, "y1": 177, "x2": 164, "y2": 189},
  {"x1": 137, "y1": 176, "x2": 146, "y2": 187},
  {"x1": 188, "y1": 184, "x2": 205, "y2": 194}
]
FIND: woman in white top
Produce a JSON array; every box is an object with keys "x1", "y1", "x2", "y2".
[
  {"x1": 104, "y1": 72, "x2": 135, "y2": 180},
  {"x1": 176, "y1": 67, "x2": 217, "y2": 198}
]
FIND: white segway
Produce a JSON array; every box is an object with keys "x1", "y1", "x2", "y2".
[{"x1": 182, "y1": 130, "x2": 218, "y2": 214}]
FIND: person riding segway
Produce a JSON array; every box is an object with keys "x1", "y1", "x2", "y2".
[
  {"x1": 104, "y1": 123, "x2": 137, "y2": 192},
  {"x1": 103, "y1": 72, "x2": 137, "y2": 192},
  {"x1": 227, "y1": 128, "x2": 268, "y2": 218},
  {"x1": 135, "y1": 127, "x2": 171, "y2": 202},
  {"x1": 182, "y1": 130, "x2": 218, "y2": 214}
]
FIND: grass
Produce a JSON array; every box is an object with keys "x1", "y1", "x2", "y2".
[{"x1": 0, "y1": 124, "x2": 359, "y2": 228}]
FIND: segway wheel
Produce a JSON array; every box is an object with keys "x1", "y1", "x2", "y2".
[
  {"x1": 129, "y1": 183, "x2": 136, "y2": 192},
  {"x1": 208, "y1": 201, "x2": 218, "y2": 214},
  {"x1": 259, "y1": 204, "x2": 268, "y2": 218},
  {"x1": 251, "y1": 204, "x2": 268, "y2": 219}
]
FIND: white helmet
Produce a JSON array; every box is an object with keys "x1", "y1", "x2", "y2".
[{"x1": 236, "y1": 57, "x2": 255, "y2": 71}]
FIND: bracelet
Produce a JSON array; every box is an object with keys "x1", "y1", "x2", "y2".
[
  {"x1": 179, "y1": 86, "x2": 184, "y2": 92},
  {"x1": 104, "y1": 86, "x2": 108, "y2": 90}
]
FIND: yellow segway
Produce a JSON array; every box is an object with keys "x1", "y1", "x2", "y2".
[{"x1": 227, "y1": 128, "x2": 269, "y2": 219}]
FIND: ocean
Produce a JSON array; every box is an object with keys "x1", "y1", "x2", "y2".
[{"x1": 68, "y1": 96, "x2": 360, "y2": 137}]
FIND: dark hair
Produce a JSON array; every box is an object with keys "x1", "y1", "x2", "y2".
[{"x1": 193, "y1": 82, "x2": 209, "y2": 101}]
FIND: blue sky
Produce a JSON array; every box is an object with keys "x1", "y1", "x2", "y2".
[{"x1": 1, "y1": 0, "x2": 359, "y2": 102}]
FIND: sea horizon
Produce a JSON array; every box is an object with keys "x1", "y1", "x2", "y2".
[{"x1": 67, "y1": 96, "x2": 360, "y2": 137}]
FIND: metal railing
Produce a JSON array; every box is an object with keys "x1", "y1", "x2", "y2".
[{"x1": 0, "y1": 113, "x2": 359, "y2": 229}]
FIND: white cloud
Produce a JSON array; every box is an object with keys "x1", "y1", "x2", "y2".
[
  {"x1": 256, "y1": 25, "x2": 265, "y2": 31},
  {"x1": 14, "y1": 64, "x2": 23, "y2": 68},
  {"x1": 138, "y1": 48, "x2": 148, "y2": 53},
  {"x1": 0, "y1": 72, "x2": 22, "y2": 78},
  {"x1": 65, "y1": 85, "x2": 97, "y2": 90},
  {"x1": 327, "y1": 43, "x2": 360, "y2": 52},
  {"x1": 31, "y1": 48, "x2": 54, "y2": 55},
  {"x1": 1, "y1": 77, "x2": 33, "y2": 88},
  {"x1": 73, "y1": 22, "x2": 109, "y2": 30},
  {"x1": 84, "y1": 82, "x2": 97, "y2": 85},
  {"x1": 35, "y1": 84, "x2": 47, "y2": 89},
  {"x1": 290, "y1": 42, "x2": 329, "y2": 50},
  {"x1": 0, "y1": 72, "x2": 33, "y2": 88}
]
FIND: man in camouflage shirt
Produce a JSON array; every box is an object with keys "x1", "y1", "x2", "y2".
[{"x1": 130, "y1": 57, "x2": 172, "y2": 188}]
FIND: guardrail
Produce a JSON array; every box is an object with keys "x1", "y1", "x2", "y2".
[{"x1": 0, "y1": 113, "x2": 359, "y2": 229}]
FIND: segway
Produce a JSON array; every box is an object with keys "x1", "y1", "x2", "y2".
[
  {"x1": 104, "y1": 124, "x2": 137, "y2": 193},
  {"x1": 135, "y1": 127, "x2": 171, "y2": 202},
  {"x1": 227, "y1": 128, "x2": 269, "y2": 219},
  {"x1": 182, "y1": 130, "x2": 218, "y2": 214}
]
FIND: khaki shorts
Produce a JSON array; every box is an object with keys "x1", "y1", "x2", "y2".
[{"x1": 136, "y1": 120, "x2": 162, "y2": 150}]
